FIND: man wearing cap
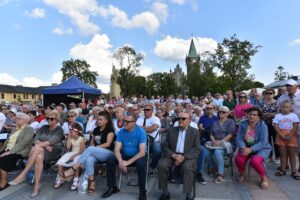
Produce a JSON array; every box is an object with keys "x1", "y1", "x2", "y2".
[
  {"x1": 2, "y1": 108, "x2": 17, "y2": 133},
  {"x1": 277, "y1": 79, "x2": 300, "y2": 172}
]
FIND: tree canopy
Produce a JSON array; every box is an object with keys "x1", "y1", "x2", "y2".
[{"x1": 61, "y1": 59, "x2": 98, "y2": 88}]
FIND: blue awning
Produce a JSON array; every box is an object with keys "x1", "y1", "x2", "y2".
[{"x1": 43, "y1": 75, "x2": 101, "y2": 95}]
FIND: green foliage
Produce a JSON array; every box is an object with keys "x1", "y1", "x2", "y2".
[
  {"x1": 212, "y1": 34, "x2": 261, "y2": 95},
  {"x1": 146, "y1": 73, "x2": 178, "y2": 96},
  {"x1": 274, "y1": 66, "x2": 288, "y2": 81},
  {"x1": 61, "y1": 59, "x2": 98, "y2": 88},
  {"x1": 113, "y1": 46, "x2": 144, "y2": 96}
]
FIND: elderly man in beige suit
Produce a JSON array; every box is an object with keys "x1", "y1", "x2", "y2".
[
  {"x1": 0, "y1": 112, "x2": 34, "y2": 191},
  {"x1": 158, "y1": 112, "x2": 200, "y2": 200}
]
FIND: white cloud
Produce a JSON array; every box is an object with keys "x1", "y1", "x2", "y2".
[
  {"x1": 22, "y1": 77, "x2": 46, "y2": 87},
  {"x1": 139, "y1": 66, "x2": 154, "y2": 77},
  {"x1": 151, "y1": 2, "x2": 168, "y2": 23},
  {"x1": 51, "y1": 71, "x2": 63, "y2": 84},
  {"x1": 43, "y1": 0, "x2": 162, "y2": 35},
  {"x1": 0, "y1": 73, "x2": 21, "y2": 85},
  {"x1": 70, "y1": 33, "x2": 114, "y2": 79},
  {"x1": 170, "y1": 0, "x2": 186, "y2": 5},
  {"x1": 154, "y1": 35, "x2": 218, "y2": 61},
  {"x1": 43, "y1": 0, "x2": 100, "y2": 35},
  {"x1": 52, "y1": 27, "x2": 73, "y2": 35},
  {"x1": 288, "y1": 38, "x2": 300, "y2": 47},
  {"x1": 25, "y1": 8, "x2": 46, "y2": 18},
  {"x1": 99, "y1": 5, "x2": 160, "y2": 34}
]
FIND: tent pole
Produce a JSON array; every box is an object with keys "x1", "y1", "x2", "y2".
[{"x1": 82, "y1": 91, "x2": 85, "y2": 102}]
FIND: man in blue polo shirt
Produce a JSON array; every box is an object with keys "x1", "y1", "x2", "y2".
[
  {"x1": 197, "y1": 104, "x2": 218, "y2": 184},
  {"x1": 102, "y1": 114, "x2": 147, "y2": 200}
]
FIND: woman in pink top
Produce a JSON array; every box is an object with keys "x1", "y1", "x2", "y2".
[{"x1": 233, "y1": 92, "x2": 252, "y2": 125}]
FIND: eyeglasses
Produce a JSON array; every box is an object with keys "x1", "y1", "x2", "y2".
[
  {"x1": 206, "y1": 107, "x2": 213, "y2": 110},
  {"x1": 239, "y1": 96, "x2": 247, "y2": 99},
  {"x1": 67, "y1": 115, "x2": 75, "y2": 118},
  {"x1": 47, "y1": 117, "x2": 56, "y2": 121},
  {"x1": 177, "y1": 117, "x2": 188, "y2": 121},
  {"x1": 218, "y1": 111, "x2": 227, "y2": 114},
  {"x1": 144, "y1": 109, "x2": 152, "y2": 112},
  {"x1": 124, "y1": 120, "x2": 135, "y2": 124},
  {"x1": 265, "y1": 92, "x2": 273, "y2": 95}
]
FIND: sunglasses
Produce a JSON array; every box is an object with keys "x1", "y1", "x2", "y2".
[
  {"x1": 177, "y1": 117, "x2": 188, "y2": 121},
  {"x1": 67, "y1": 115, "x2": 75, "y2": 118},
  {"x1": 265, "y1": 92, "x2": 273, "y2": 95},
  {"x1": 46, "y1": 117, "x2": 56, "y2": 121},
  {"x1": 124, "y1": 120, "x2": 135, "y2": 124},
  {"x1": 206, "y1": 107, "x2": 213, "y2": 110},
  {"x1": 144, "y1": 109, "x2": 152, "y2": 112},
  {"x1": 239, "y1": 96, "x2": 247, "y2": 99},
  {"x1": 218, "y1": 111, "x2": 227, "y2": 114},
  {"x1": 70, "y1": 128, "x2": 81, "y2": 133}
]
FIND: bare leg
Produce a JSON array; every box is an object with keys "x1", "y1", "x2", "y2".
[
  {"x1": 287, "y1": 146, "x2": 297, "y2": 173},
  {"x1": 57, "y1": 165, "x2": 63, "y2": 176},
  {"x1": 0, "y1": 170, "x2": 8, "y2": 187},
  {"x1": 279, "y1": 145, "x2": 287, "y2": 171},
  {"x1": 64, "y1": 163, "x2": 81, "y2": 177},
  {"x1": 13, "y1": 146, "x2": 44, "y2": 183},
  {"x1": 33, "y1": 153, "x2": 44, "y2": 194}
]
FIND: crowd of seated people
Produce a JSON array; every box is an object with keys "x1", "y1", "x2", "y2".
[{"x1": 0, "y1": 79, "x2": 299, "y2": 200}]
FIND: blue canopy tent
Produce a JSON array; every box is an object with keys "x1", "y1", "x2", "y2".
[{"x1": 43, "y1": 75, "x2": 101, "y2": 106}]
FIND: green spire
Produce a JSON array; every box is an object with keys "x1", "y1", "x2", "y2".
[{"x1": 187, "y1": 38, "x2": 198, "y2": 58}]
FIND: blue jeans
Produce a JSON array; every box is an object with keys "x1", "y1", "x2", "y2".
[
  {"x1": 197, "y1": 145, "x2": 208, "y2": 173},
  {"x1": 150, "y1": 142, "x2": 161, "y2": 169},
  {"x1": 78, "y1": 146, "x2": 114, "y2": 176},
  {"x1": 207, "y1": 149, "x2": 225, "y2": 175}
]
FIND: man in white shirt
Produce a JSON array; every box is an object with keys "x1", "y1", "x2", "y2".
[
  {"x1": 137, "y1": 104, "x2": 161, "y2": 170},
  {"x1": 0, "y1": 109, "x2": 6, "y2": 132}
]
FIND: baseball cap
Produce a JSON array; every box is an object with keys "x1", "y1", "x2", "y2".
[{"x1": 286, "y1": 79, "x2": 297, "y2": 86}]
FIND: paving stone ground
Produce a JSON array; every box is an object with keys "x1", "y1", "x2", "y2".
[{"x1": 0, "y1": 161, "x2": 299, "y2": 200}]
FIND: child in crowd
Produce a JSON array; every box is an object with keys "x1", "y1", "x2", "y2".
[
  {"x1": 273, "y1": 100, "x2": 300, "y2": 180},
  {"x1": 55, "y1": 122, "x2": 85, "y2": 189}
]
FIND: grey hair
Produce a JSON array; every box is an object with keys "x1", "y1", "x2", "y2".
[{"x1": 16, "y1": 112, "x2": 29, "y2": 123}]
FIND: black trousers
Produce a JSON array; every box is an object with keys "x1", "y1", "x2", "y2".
[
  {"x1": 106, "y1": 154, "x2": 146, "y2": 193},
  {"x1": 0, "y1": 151, "x2": 23, "y2": 172}
]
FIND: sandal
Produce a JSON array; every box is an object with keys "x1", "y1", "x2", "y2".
[
  {"x1": 275, "y1": 170, "x2": 286, "y2": 176},
  {"x1": 260, "y1": 180, "x2": 269, "y2": 189},
  {"x1": 71, "y1": 177, "x2": 79, "y2": 191},
  {"x1": 87, "y1": 178, "x2": 96, "y2": 196},
  {"x1": 237, "y1": 173, "x2": 245, "y2": 183},
  {"x1": 54, "y1": 176, "x2": 64, "y2": 189},
  {"x1": 291, "y1": 172, "x2": 300, "y2": 180},
  {"x1": 214, "y1": 174, "x2": 224, "y2": 184},
  {"x1": 63, "y1": 167, "x2": 76, "y2": 178}
]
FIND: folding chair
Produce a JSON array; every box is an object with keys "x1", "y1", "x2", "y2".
[{"x1": 118, "y1": 135, "x2": 150, "y2": 190}]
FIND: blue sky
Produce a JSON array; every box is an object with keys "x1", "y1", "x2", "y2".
[{"x1": 0, "y1": 0, "x2": 300, "y2": 92}]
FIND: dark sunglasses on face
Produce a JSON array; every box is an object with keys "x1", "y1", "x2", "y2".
[
  {"x1": 144, "y1": 109, "x2": 152, "y2": 112},
  {"x1": 124, "y1": 120, "x2": 135, "y2": 124},
  {"x1": 177, "y1": 117, "x2": 188, "y2": 121},
  {"x1": 206, "y1": 107, "x2": 213, "y2": 110},
  {"x1": 265, "y1": 92, "x2": 273, "y2": 95},
  {"x1": 239, "y1": 96, "x2": 247, "y2": 99},
  {"x1": 47, "y1": 117, "x2": 55, "y2": 121},
  {"x1": 218, "y1": 111, "x2": 227, "y2": 114},
  {"x1": 67, "y1": 115, "x2": 75, "y2": 118}
]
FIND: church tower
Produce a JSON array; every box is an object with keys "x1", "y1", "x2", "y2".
[{"x1": 185, "y1": 38, "x2": 200, "y2": 76}]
